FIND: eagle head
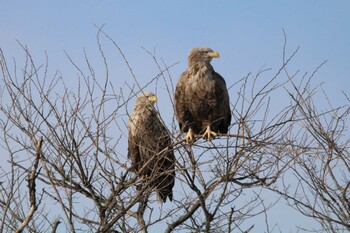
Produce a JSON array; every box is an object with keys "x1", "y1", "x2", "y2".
[
  {"x1": 134, "y1": 92, "x2": 158, "y2": 109},
  {"x1": 188, "y1": 47, "x2": 220, "y2": 66}
]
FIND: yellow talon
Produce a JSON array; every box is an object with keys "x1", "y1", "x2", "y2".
[
  {"x1": 202, "y1": 126, "x2": 217, "y2": 142},
  {"x1": 184, "y1": 128, "x2": 194, "y2": 144}
]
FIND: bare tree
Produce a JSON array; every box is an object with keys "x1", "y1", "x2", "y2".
[
  {"x1": 268, "y1": 33, "x2": 350, "y2": 233},
  {"x1": 0, "y1": 30, "x2": 349, "y2": 233}
]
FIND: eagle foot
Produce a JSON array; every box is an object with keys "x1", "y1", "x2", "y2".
[
  {"x1": 202, "y1": 126, "x2": 217, "y2": 142},
  {"x1": 184, "y1": 128, "x2": 195, "y2": 144}
]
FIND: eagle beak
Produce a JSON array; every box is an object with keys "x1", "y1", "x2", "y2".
[
  {"x1": 208, "y1": 51, "x2": 220, "y2": 58},
  {"x1": 148, "y1": 96, "x2": 158, "y2": 103}
]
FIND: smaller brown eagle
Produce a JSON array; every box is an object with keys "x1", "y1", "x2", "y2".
[
  {"x1": 128, "y1": 92, "x2": 175, "y2": 203},
  {"x1": 175, "y1": 47, "x2": 231, "y2": 143}
]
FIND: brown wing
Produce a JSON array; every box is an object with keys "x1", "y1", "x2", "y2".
[
  {"x1": 153, "y1": 126, "x2": 175, "y2": 202},
  {"x1": 127, "y1": 130, "x2": 141, "y2": 172},
  {"x1": 213, "y1": 71, "x2": 231, "y2": 133},
  {"x1": 174, "y1": 71, "x2": 196, "y2": 133},
  {"x1": 146, "y1": 112, "x2": 175, "y2": 203}
]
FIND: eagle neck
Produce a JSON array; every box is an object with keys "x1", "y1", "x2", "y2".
[
  {"x1": 189, "y1": 60, "x2": 212, "y2": 68},
  {"x1": 189, "y1": 62, "x2": 214, "y2": 78}
]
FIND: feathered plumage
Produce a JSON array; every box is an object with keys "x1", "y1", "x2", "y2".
[
  {"x1": 128, "y1": 92, "x2": 175, "y2": 203},
  {"x1": 174, "y1": 47, "x2": 231, "y2": 142}
]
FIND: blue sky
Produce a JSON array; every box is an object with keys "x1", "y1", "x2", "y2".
[
  {"x1": 1, "y1": 1, "x2": 350, "y2": 232},
  {"x1": 1, "y1": 1, "x2": 349, "y2": 107},
  {"x1": 2, "y1": 1, "x2": 349, "y2": 79}
]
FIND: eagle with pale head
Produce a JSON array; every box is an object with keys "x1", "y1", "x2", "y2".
[
  {"x1": 128, "y1": 92, "x2": 175, "y2": 203},
  {"x1": 174, "y1": 47, "x2": 231, "y2": 143}
]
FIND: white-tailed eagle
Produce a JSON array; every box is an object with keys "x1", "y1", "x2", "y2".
[
  {"x1": 128, "y1": 92, "x2": 175, "y2": 203},
  {"x1": 175, "y1": 47, "x2": 231, "y2": 143}
]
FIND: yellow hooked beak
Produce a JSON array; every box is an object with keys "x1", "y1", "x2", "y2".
[
  {"x1": 148, "y1": 95, "x2": 158, "y2": 103},
  {"x1": 208, "y1": 51, "x2": 220, "y2": 58}
]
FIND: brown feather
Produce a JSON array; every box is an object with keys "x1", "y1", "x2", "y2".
[
  {"x1": 175, "y1": 47, "x2": 231, "y2": 135},
  {"x1": 128, "y1": 92, "x2": 175, "y2": 203}
]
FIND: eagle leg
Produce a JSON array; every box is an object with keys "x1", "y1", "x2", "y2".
[
  {"x1": 184, "y1": 128, "x2": 195, "y2": 144},
  {"x1": 202, "y1": 125, "x2": 217, "y2": 142}
]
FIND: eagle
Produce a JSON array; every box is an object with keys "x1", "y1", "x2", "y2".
[
  {"x1": 128, "y1": 92, "x2": 175, "y2": 203},
  {"x1": 174, "y1": 47, "x2": 231, "y2": 143}
]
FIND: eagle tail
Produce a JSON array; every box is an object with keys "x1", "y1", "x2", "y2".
[{"x1": 156, "y1": 190, "x2": 173, "y2": 203}]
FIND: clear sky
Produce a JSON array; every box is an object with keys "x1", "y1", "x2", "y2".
[
  {"x1": 1, "y1": 1, "x2": 350, "y2": 232},
  {"x1": 1, "y1": 1, "x2": 349, "y2": 88},
  {"x1": 1, "y1": 1, "x2": 350, "y2": 88}
]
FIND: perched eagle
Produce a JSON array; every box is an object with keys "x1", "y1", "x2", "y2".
[
  {"x1": 128, "y1": 92, "x2": 175, "y2": 203},
  {"x1": 174, "y1": 47, "x2": 231, "y2": 143}
]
